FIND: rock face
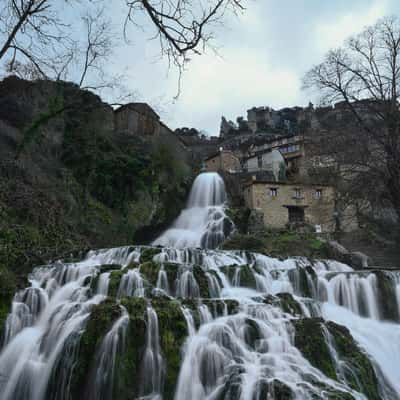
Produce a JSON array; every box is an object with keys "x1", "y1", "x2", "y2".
[{"x1": 0, "y1": 76, "x2": 194, "y2": 278}]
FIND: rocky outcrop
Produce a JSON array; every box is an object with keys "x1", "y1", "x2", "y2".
[{"x1": 0, "y1": 76, "x2": 194, "y2": 278}]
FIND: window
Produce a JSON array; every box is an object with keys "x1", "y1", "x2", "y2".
[
  {"x1": 269, "y1": 188, "x2": 278, "y2": 197},
  {"x1": 315, "y1": 189, "x2": 322, "y2": 199},
  {"x1": 293, "y1": 188, "x2": 301, "y2": 199},
  {"x1": 257, "y1": 155, "x2": 263, "y2": 169}
]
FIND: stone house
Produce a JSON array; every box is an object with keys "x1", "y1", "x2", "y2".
[
  {"x1": 114, "y1": 102, "x2": 190, "y2": 164},
  {"x1": 204, "y1": 150, "x2": 241, "y2": 173},
  {"x1": 247, "y1": 134, "x2": 305, "y2": 179},
  {"x1": 114, "y1": 103, "x2": 161, "y2": 136},
  {"x1": 243, "y1": 178, "x2": 336, "y2": 232}
]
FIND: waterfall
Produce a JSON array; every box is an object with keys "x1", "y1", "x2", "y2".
[
  {"x1": 86, "y1": 308, "x2": 129, "y2": 400},
  {"x1": 117, "y1": 268, "x2": 145, "y2": 298},
  {"x1": 140, "y1": 306, "x2": 165, "y2": 399},
  {"x1": 156, "y1": 265, "x2": 170, "y2": 295},
  {"x1": 1, "y1": 245, "x2": 400, "y2": 399},
  {"x1": 96, "y1": 272, "x2": 111, "y2": 296},
  {"x1": 153, "y1": 172, "x2": 234, "y2": 248}
]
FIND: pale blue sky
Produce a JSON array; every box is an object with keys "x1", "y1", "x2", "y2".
[{"x1": 105, "y1": 0, "x2": 400, "y2": 135}]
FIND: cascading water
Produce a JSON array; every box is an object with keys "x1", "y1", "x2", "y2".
[
  {"x1": 1, "y1": 245, "x2": 399, "y2": 399},
  {"x1": 140, "y1": 306, "x2": 165, "y2": 399},
  {"x1": 87, "y1": 308, "x2": 129, "y2": 400},
  {"x1": 1, "y1": 172, "x2": 400, "y2": 399},
  {"x1": 153, "y1": 172, "x2": 234, "y2": 248}
]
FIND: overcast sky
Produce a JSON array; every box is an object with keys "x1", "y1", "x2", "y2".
[{"x1": 109, "y1": 0, "x2": 400, "y2": 136}]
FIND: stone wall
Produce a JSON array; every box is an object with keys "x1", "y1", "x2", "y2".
[
  {"x1": 244, "y1": 181, "x2": 335, "y2": 232},
  {"x1": 204, "y1": 150, "x2": 241, "y2": 173},
  {"x1": 114, "y1": 103, "x2": 160, "y2": 137}
]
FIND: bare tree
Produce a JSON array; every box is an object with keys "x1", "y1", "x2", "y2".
[
  {"x1": 0, "y1": 0, "x2": 73, "y2": 78},
  {"x1": 0, "y1": 0, "x2": 245, "y2": 94},
  {"x1": 303, "y1": 16, "x2": 400, "y2": 230},
  {"x1": 124, "y1": 0, "x2": 244, "y2": 94}
]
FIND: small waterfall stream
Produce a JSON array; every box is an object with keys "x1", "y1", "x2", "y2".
[
  {"x1": 153, "y1": 172, "x2": 234, "y2": 248},
  {"x1": 1, "y1": 172, "x2": 400, "y2": 399}
]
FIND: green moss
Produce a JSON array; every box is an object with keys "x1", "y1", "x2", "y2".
[
  {"x1": 294, "y1": 318, "x2": 337, "y2": 381},
  {"x1": 99, "y1": 263, "x2": 122, "y2": 272},
  {"x1": 193, "y1": 265, "x2": 210, "y2": 298},
  {"x1": 201, "y1": 299, "x2": 239, "y2": 317},
  {"x1": 289, "y1": 266, "x2": 316, "y2": 298},
  {"x1": 220, "y1": 264, "x2": 256, "y2": 288},
  {"x1": 139, "y1": 260, "x2": 160, "y2": 286},
  {"x1": 225, "y1": 207, "x2": 251, "y2": 234},
  {"x1": 151, "y1": 298, "x2": 188, "y2": 400},
  {"x1": 108, "y1": 270, "x2": 124, "y2": 297},
  {"x1": 69, "y1": 298, "x2": 122, "y2": 399},
  {"x1": 277, "y1": 293, "x2": 303, "y2": 316},
  {"x1": 222, "y1": 234, "x2": 266, "y2": 253},
  {"x1": 140, "y1": 247, "x2": 161, "y2": 264},
  {"x1": 114, "y1": 297, "x2": 147, "y2": 399},
  {"x1": 327, "y1": 321, "x2": 380, "y2": 400},
  {"x1": 373, "y1": 270, "x2": 399, "y2": 322},
  {"x1": 0, "y1": 264, "x2": 16, "y2": 339}
]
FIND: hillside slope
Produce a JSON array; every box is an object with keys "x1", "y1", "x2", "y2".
[{"x1": 0, "y1": 76, "x2": 195, "y2": 281}]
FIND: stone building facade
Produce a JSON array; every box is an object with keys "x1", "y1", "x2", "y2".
[
  {"x1": 114, "y1": 103, "x2": 161, "y2": 136},
  {"x1": 243, "y1": 179, "x2": 335, "y2": 232},
  {"x1": 204, "y1": 150, "x2": 241, "y2": 173}
]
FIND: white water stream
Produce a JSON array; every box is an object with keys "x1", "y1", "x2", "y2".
[
  {"x1": 0, "y1": 172, "x2": 399, "y2": 399},
  {"x1": 153, "y1": 172, "x2": 233, "y2": 248}
]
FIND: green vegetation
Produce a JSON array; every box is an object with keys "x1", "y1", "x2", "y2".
[
  {"x1": 294, "y1": 318, "x2": 338, "y2": 381},
  {"x1": 327, "y1": 321, "x2": 380, "y2": 400},
  {"x1": 0, "y1": 263, "x2": 16, "y2": 338},
  {"x1": 0, "y1": 80, "x2": 194, "y2": 285},
  {"x1": 294, "y1": 317, "x2": 380, "y2": 400},
  {"x1": 69, "y1": 299, "x2": 123, "y2": 399},
  {"x1": 222, "y1": 229, "x2": 329, "y2": 259}
]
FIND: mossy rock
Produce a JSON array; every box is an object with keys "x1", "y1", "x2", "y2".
[
  {"x1": 151, "y1": 297, "x2": 188, "y2": 400},
  {"x1": 139, "y1": 247, "x2": 161, "y2": 263},
  {"x1": 163, "y1": 262, "x2": 180, "y2": 292},
  {"x1": 108, "y1": 270, "x2": 125, "y2": 297},
  {"x1": 99, "y1": 263, "x2": 122, "y2": 272},
  {"x1": 253, "y1": 379, "x2": 294, "y2": 399},
  {"x1": 373, "y1": 270, "x2": 400, "y2": 322},
  {"x1": 201, "y1": 299, "x2": 239, "y2": 317},
  {"x1": 326, "y1": 321, "x2": 380, "y2": 400},
  {"x1": 139, "y1": 260, "x2": 160, "y2": 286},
  {"x1": 221, "y1": 233, "x2": 265, "y2": 253},
  {"x1": 207, "y1": 269, "x2": 223, "y2": 288},
  {"x1": 225, "y1": 207, "x2": 251, "y2": 234},
  {"x1": 277, "y1": 293, "x2": 303, "y2": 316},
  {"x1": 244, "y1": 318, "x2": 261, "y2": 348},
  {"x1": 294, "y1": 318, "x2": 337, "y2": 381},
  {"x1": 193, "y1": 265, "x2": 210, "y2": 298},
  {"x1": 220, "y1": 264, "x2": 256, "y2": 289},
  {"x1": 0, "y1": 264, "x2": 16, "y2": 340},
  {"x1": 68, "y1": 298, "x2": 122, "y2": 399},
  {"x1": 214, "y1": 366, "x2": 244, "y2": 400},
  {"x1": 115, "y1": 297, "x2": 148, "y2": 399},
  {"x1": 289, "y1": 266, "x2": 315, "y2": 298}
]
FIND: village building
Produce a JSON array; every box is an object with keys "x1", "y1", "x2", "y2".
[
  {"x1": 114, "y1": 102, "x2": 189, "y2": 163},
  {"x1": 247, "y1": 134, "x2": 305, "y2": 178},
  {"x1": 244, "y1": 178, "x2": 336, "y2": 232},
  {"x1": 204, "y1": 149, "x2": 241, "y2": 173},
  {"x1": 244, "y1": 149, "x2": 287, "y2": 181},
  {"x1": 114, "y1": 102, "x2": 162, "y2": 136}
]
